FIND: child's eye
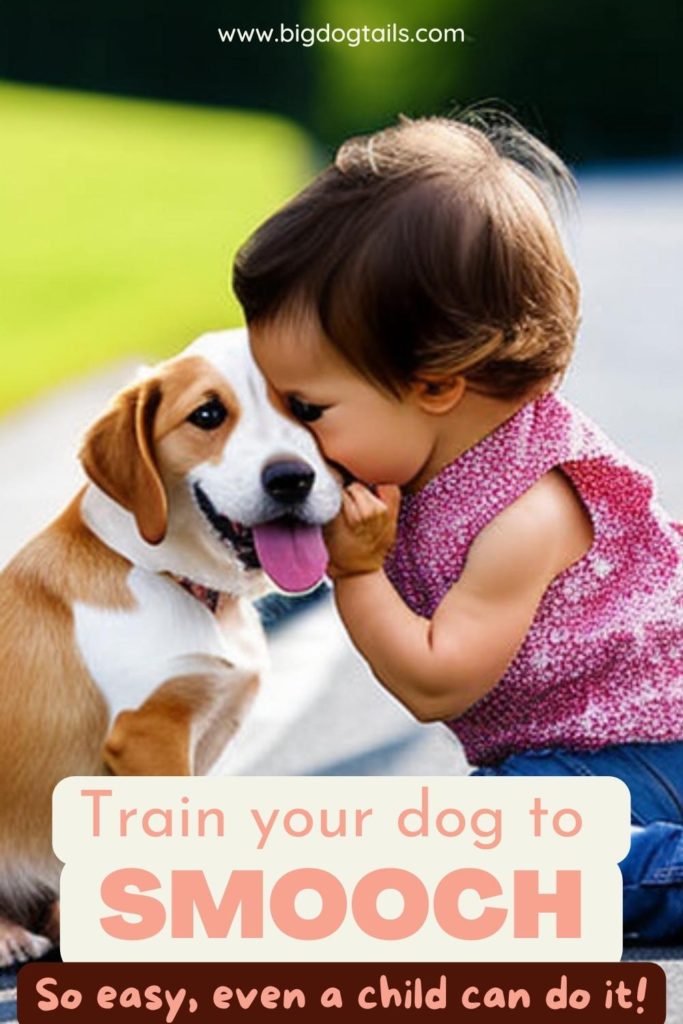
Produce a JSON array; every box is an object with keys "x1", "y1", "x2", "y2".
[{"x1": 288, "y1": 395, "x2": 329, "y2": 423}]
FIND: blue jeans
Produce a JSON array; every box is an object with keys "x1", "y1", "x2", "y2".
[{"x1": 470, "y1": 743, "x2": 683, "y2": 943}]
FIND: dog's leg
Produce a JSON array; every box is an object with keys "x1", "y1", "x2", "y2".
[
  {"x1": 104, "y1": 700, "x2": 194, "y2": 776},
  {"x1": 103, "y1": 660, "x2": 257, "y2": 776},
  {"x1": 0, "y1": 916, "x2": 52, "y2": 966},
  {"x1": 193, "y1": 672, "x2": 259, "y2": 775},
  {"x1": 44, "y1": 900, "x2": 60, "y2": 944}
]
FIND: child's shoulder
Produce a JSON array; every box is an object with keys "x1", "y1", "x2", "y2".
[{"x1": 471, "y1": 468, "x2": 594, "y2": 585}]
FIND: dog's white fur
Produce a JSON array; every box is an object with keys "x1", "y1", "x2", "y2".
[{"x1": 0, "y1": 328, "x2": 340, "y2": 962}]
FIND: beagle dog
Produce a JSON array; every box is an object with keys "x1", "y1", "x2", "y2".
[{"x1": 0, "y1": 328, "x2": 340, "y2": 963}]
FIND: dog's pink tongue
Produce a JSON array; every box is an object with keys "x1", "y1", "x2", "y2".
[{"x1": 252, "y1": 520, "x2": 328, "y2": 593}]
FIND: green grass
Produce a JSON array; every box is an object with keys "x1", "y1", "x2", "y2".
[{"x1": 0, "y1": 82, "x2": 315, "y2": 412}]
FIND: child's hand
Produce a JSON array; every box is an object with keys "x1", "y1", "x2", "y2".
[{"x1": 324, "y1": 483, "x2": 401, "y2": 579}]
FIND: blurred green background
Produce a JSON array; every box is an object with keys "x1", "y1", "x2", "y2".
[
  {"x1": 0, "y1": 0, "x2": 680, "y2": 412},
  {"x1": 0, "y1": 83, "x2": 310, "y2": 411}
]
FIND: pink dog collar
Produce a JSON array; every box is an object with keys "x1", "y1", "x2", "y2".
[{"x1": 174, "y1": 575, "x2": 220, "y2": 614}]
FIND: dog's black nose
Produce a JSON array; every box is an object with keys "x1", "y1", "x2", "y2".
[{"x1": 262, "y1": 460, "x2": 315, "y2": 505}]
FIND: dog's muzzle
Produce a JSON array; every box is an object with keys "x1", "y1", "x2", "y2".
[
  {"x1": 193, "y1": 483, "x2": 260, "y2": 569},
  {"x1": 194, "y1": 456, "x2": 330, "y2": 594}
]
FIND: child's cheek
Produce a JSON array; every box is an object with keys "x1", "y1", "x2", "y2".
[{"x1": 311, "y1": 421, "x2": 342, "y2": 463}]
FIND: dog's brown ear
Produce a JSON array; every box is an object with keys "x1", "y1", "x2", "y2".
[{"x1": 80, "y1": 377, "x2": 168, "y2": 545}]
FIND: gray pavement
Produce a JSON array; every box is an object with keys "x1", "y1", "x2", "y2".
[{"x1": 565, "y1": 166, "x2": 683, "y2": 516}]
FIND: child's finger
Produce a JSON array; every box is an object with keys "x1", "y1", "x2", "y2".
[
  {"x1": 346, "y1": 481, "x2": 373, "y2": 502},
  {"x1": 343, "y1": 481, "x2": 396, "y2": 524},
  {"x1": 343, "y1": 482, "x2": 376, "y2": 519},
  {"x1": 376, "y1": 484, "x2": 402, "y2": 521},
  {"x1": 342, "y1": 488, "x2": 364, "y2": 526},
  {"x1": 352, "y1": 483, "x2": 395, "y2": 517},
  {"x1": 351, "y1": 487, "x2": 378, "y2": 516}
]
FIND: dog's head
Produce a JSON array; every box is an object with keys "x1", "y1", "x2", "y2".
[{"x1": 80, "y1": 329, "x2": 341, "y2": 595}]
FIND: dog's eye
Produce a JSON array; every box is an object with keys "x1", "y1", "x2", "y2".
[
  {"x1": 288, "y1": 395, "x2": 328, "y2": 423},
  {"x1": 187, "y1": 398, "x2": 228, "y2": 430}
]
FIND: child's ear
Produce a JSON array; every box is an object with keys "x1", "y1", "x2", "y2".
[{"x1": 411, "y1": 374, "x2": 467, "y2": 414}]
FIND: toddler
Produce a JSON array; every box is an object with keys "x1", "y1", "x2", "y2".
[{"x1": 233, "y1": 114, "x2": 683, "y2": 943}]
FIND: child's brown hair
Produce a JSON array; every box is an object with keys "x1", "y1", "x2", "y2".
[{"x1": 233, "y1": 112, "x2": 580, "y2": 399}]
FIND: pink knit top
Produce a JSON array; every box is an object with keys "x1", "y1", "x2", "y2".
[{"x1": 384, "y1": 391, "x2": 683, "y2": 766}]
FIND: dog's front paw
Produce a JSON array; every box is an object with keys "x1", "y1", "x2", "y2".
[
  {"x1": 103, "y1": 706, "x2": 192, "y2": 776},
  {"x1": 103, "y1": 709, "x2": 136, "y2": 761},
  {"x1": 0, "y1": 916, "x2": 52, "y2": 966}
]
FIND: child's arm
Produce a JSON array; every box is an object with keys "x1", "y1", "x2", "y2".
[{"x1": 325, "y1": 473, "x2": 592, "y2": 722}]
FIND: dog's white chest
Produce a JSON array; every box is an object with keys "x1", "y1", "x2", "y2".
[{"x1": 73, "y1": 568, "x2": 267, "y2": 721}]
